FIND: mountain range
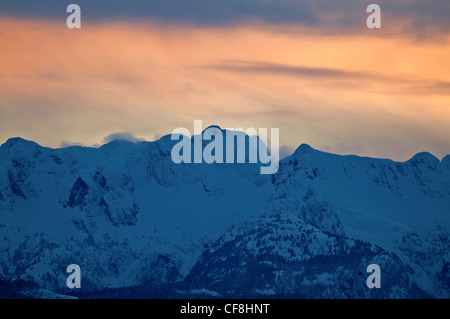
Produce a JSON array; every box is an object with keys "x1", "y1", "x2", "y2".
[{"x1": 0, "y1": 128, "x2": 449, "y2": 298}]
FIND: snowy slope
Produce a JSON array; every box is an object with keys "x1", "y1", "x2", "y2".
[{"x1": 0, "y1": 130, "x2": 448, "y2": 298}]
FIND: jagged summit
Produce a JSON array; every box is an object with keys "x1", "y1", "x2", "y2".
[
  {"x1": 409, "y1": 151, "x2": 440, "y2": 164},
  {"x1": 204, "y1": 124, "x2": 223, "y2": 131},
  {"x1": 0, "y1": 137, "x2": 43, "y2": 160},
  {"x1": 294, "y1": 143, "x2": 313, "y2": 154},
  {"x1": 1, "y1": 137, "x2": 40, "y2": 148}
]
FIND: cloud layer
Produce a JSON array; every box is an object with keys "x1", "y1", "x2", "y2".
[
  {"x1": 0, "y1": 5, "x2": 449, "y2": 161},
  {"x1": 102, "y1": 132, "x2": 145, "y2": 144},
  {"x1": 1, "y1": 0, "x2": 449, "y2": 34}
]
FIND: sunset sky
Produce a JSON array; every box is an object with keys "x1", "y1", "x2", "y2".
[{"x1": 1, "y1": 1, "x2": 449, "y2": 161}]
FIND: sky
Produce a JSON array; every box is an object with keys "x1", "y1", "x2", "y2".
[{"x1": 1, "y1": 0, "x2": 450, "y2": 161}]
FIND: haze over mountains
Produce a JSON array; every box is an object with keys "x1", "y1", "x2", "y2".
[{"x1": 0, "y1": 128, "x2": 449, "y2": 298}]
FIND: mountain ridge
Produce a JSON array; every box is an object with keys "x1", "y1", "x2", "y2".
[
  {"x1": 0, "y1": 131, "x2": 449, "y2": 298},
  {"x1": 2, "y1": 135, "x2": 449, "y2": 164}
]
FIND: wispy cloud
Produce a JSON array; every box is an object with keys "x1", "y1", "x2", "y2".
[
  {"x1": 102, "y1": 132, "x2": 145, "y2": 144},
  {"x1": 60, "y1": 141, "x2": 85, "y2": 148},
  {"x1": 209, "y1": 60, "x2": 450, "y2": 96},
  {"x1": 405, "y1": 81, "x2": 450, "y2": 95},
  {"x1": 210, "y1": 60, "x2": 385, "y2": 80}
]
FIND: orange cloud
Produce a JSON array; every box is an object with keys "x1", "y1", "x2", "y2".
[{"x1": 0, "y1": 17, "x2": 449, "y2": 160}]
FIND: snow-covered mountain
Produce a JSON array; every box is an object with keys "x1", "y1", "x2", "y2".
[{"x1": 0, "y1": 129, "x2": 448, "y2": 298}]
